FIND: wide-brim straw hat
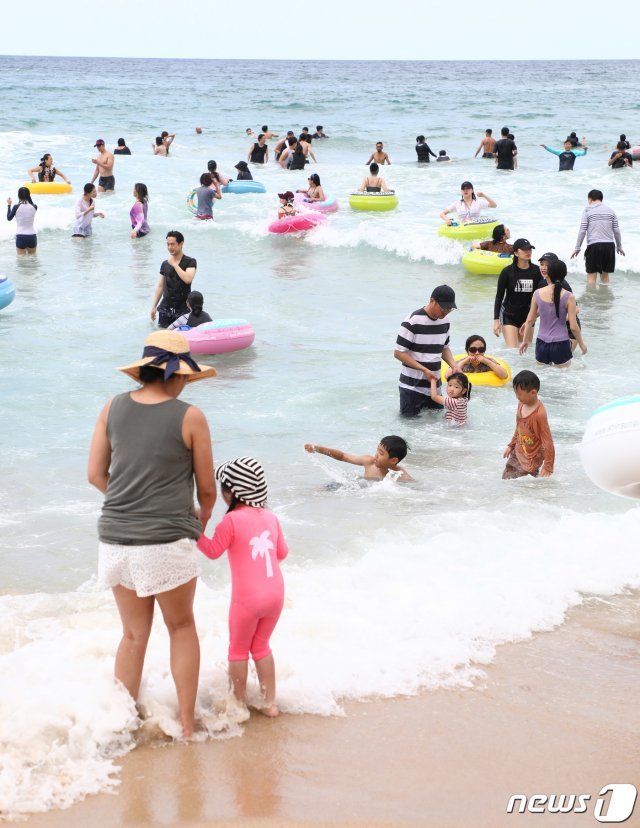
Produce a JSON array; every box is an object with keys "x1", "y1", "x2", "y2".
[{"x1": 118, "y1": 330, "x2": 216, "y2": 383}]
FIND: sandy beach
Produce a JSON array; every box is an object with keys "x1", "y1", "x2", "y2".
[{"x1": 22, "y1": 593, "x2": 638, "y2": 827}]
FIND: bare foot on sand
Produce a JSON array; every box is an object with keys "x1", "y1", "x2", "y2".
[{"x1": 259, "y1": 704, "x2": 280, "y2": 718}]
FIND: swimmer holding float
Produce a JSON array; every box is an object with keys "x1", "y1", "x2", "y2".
[
  {"x1": 440, "y1": 181, "x2": 496, "y2": 225},
  {"x1": 444, "y1": 335, "x2": 509, "y2": 381},
  {"x1": 28, "y1": 153, "x2": 71, "y2": 185},
  {"x1": 358, "y1": 163, "x2": 392, "y2": 193}
]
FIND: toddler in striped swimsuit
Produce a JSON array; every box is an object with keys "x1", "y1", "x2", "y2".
[{"x1": 430, "y1": 373, "x2": 471, "y2": 426}]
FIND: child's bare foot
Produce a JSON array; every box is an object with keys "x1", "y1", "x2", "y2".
[
  {"x1": 259, "y1": 703, "x2": 280, "y2": 718},
  {"x1": 181, "y1": 716, "x2": 196, "y2": 739}
]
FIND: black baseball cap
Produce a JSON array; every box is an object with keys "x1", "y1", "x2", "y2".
[
  {"x1": 431, "y1": 285, "x2": 457, "y2": 309},
  {"x1": 460, "y1": 181, "x2": 473, "y2": 189},
  {"x1": 538, "y1": 251, "x2": 558, "y2": 263},
  {"x1": 513, "y1": 238, "x2": 535, "y2": 251}
]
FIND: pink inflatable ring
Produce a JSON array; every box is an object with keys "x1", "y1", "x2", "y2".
[
  {"x1": 294, "y1": 193, "x2": 339, "y2": 213},
  {"x1": 179, "y1": 319, "x2": 255, "y2": 355},
  {"x1": 268, "y1": 211, "x2": 326, "y2": 234}
]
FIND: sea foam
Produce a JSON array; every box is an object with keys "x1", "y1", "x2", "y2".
[{"x1": 2, "y1": 506, "x2": 640, "y2": 819}]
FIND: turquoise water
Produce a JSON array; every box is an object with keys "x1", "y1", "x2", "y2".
[{"x1": 1, "y1": 56, "x2": 640, "y2": 818}]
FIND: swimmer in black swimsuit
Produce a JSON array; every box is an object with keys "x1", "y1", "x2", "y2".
[
  {"x1": 234, "y1": 161, "x2": 253, "y2": 180},
  {"x1": 248, "y1": 134, "x2": 269, "y2": 164},
  {"x1": 113, "y1": 138, "x2": 131, "y2": 155},
  {"x1": 474, "y1": 129, "x2": 496, "y2": 159},
  {"x1": 415, "y1": 135, "x2": 437, "y2": 163},
  {"x1": 91, "y1": 140, "x2": 115, "y2": 192},
  {"x1": 358, "y1": 163, "x2": 390, "y2": 193},
  {"x1": 28, "y1": 153, "x2": 71, "y2": 185}
]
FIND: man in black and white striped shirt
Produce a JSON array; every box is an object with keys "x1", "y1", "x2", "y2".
[
  {"x1": 571, "y1": 189, "x2": 625, "y2": 285},
  {"x1": 394, "y1": 285, "x2": 461, "y2": 417}
]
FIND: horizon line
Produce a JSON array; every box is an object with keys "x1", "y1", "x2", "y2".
[{"x1": 2, "y1": 53, "x2": 639, "y2": 63}]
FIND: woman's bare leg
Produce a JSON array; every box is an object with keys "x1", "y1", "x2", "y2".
[
  {"x1": 156, "y1": 578, "x2": 200, "y2": 738},
  {"x1": 112, "y1": 585, "x2": 155, "y2": 700},
  {"x1": 502, "y1": 325, "x2": 521, "y2": 348}
]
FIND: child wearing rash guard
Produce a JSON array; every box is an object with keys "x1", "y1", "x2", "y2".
[
  {"x1": 197, "y1": 457, "x2": 287, "y2": 717},
  {"x1": 502, "y1": 370, "x2": 555, "y2": 479}
]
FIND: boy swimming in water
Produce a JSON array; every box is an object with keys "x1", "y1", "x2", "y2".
[{"x1": 304, "y1": 436, "x2": 412, "y2": 481}]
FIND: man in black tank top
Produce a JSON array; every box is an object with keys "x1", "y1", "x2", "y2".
[
  {"x1": 151, "y1": 231, "x2": 198, "y2": 328},
  {"x1": 248, "y1": 134, "x2": 269, "y2": 164}
]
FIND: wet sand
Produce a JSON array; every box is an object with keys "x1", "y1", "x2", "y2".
[{"x1": 25, "y1": 595, "x2": 639, "y2": 827}]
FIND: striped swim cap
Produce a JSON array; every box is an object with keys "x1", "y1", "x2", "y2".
[{"x1": 215, "y1": 457, "x2": 268, "y2": 507}]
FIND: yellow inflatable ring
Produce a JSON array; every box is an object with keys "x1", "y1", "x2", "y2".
[
  {"x1": 438, "y1": 219, "x2": 498, "y2": 241},
  {"x1": 186, "y1": 188, "x2": 197, "y2": 215},
  {"x1": 349, "y1": 192, "x2": 398, "y2": 212},
  {"x1": 441, "y1": 353, "x2": 511, "y2": 387},
  {"x1": 462, "y1": 249, "x2": 513, "y2": 276},
  {"x1": 24, "y1": 181, "x2": 72, "y2": 195}
]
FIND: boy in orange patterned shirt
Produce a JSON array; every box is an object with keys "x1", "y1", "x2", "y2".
[{"x1": 502, "y1": 370, "x2": 555, "y2": 479}]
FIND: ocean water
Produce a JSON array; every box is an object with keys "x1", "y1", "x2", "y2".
[{"x1": 1, "y1": 56, "x2": 640, "y2": 819}]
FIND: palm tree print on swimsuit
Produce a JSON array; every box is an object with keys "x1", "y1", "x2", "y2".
[{"x1": 250, "y1": 531, "x2": 274, "y2": 578}]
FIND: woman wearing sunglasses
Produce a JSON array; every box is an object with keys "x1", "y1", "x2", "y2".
[{"x1": 445, "y1": 334, "x2": 509, "y2": 379}]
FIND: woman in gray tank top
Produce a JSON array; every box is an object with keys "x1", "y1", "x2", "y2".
[{"x1": 88, "y1": 330, "x2": 217, "y2": 738}]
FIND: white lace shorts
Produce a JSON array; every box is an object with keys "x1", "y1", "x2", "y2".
[{"x1": 97, "y1": 538, "x2": 202, "y2": 597}]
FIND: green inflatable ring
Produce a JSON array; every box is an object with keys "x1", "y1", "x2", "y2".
[
  {"x1": 438, "y1": 219, "x2": 498, "y2": 241},
  {"x1": 462, "y1": 249, "x2": 513, "y2": 276},
  {"x1": 349, "y1": 192, "x2": 399, "y2": 212}
]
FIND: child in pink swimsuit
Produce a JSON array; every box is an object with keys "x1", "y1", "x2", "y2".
[{"x1": 197, "y1": 457, "x2": 288, "y2": 717}]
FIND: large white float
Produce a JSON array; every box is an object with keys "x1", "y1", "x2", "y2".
[{"x1": 581, "y1": 395, "x2": 640, "y2": 499}]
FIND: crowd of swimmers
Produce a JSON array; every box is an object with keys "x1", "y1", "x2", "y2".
[
  {"x1": 3, "y1": 115, "x2": 633, "y2": 734},
  {"x1": 8, "y1": 122, "x2": 636, "y2": 252}
]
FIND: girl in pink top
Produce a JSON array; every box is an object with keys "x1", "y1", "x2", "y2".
[
  {"x1": 197, "y1": 457, "x2": 288, "y2": 717},
  {"x1": 129, "y1": 182, "x2": 150, "y2": 238}
]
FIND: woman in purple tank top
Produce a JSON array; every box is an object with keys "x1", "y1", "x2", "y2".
[{"x1": 519, "y1": 259, "x2": 587, "y2": 366}]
